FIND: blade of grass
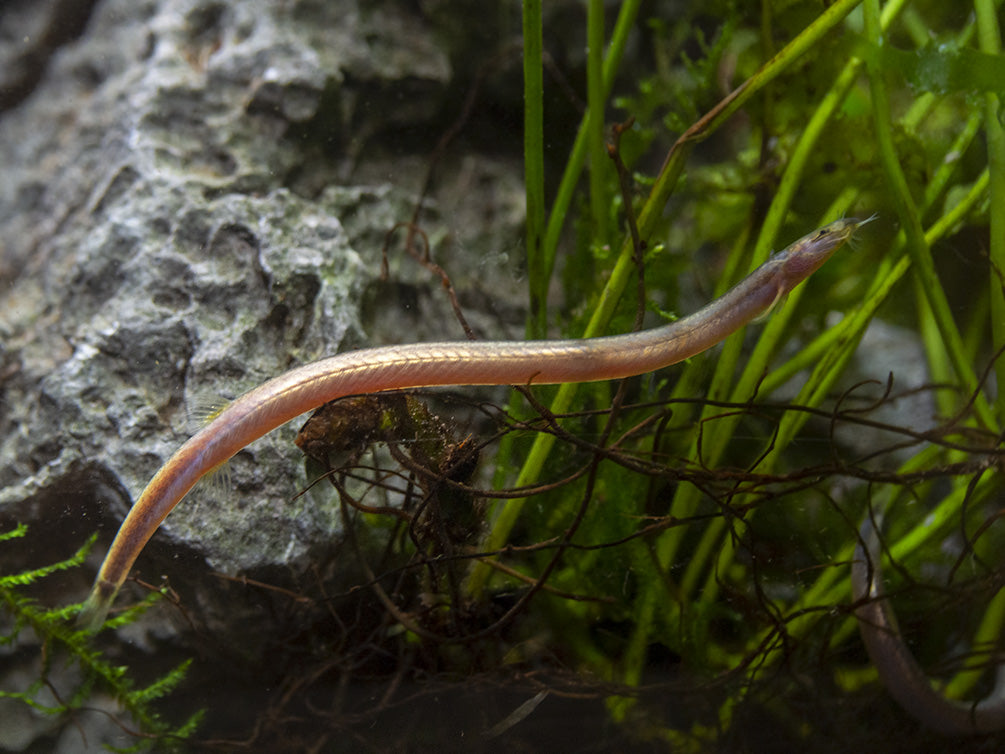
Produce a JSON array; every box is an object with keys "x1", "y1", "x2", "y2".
[
  {"x1": 975, "y1": 0, "x2": 1005, "y2": 418},
  {"x1": 491, "y1": 0, "x2": 640, "y2": 492},
  {"x1": 523, "y1": 0, "x2": 546, "y2": 339},
  {"x1": 587, "y1": 0, "x2": 610, "y2": 251},
  {"x1": 538, "y1": 0, "x2": 640, "y2": 317}
]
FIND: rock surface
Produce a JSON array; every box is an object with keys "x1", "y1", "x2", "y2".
[{"x1": 0, "y1": 0, "x2": 527, "y2": 628}]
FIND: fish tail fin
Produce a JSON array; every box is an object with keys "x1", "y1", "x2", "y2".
[{"x1": 76, "y1": 579, "x2": 118, "y2": 632}]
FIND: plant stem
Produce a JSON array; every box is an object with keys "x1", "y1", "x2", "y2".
[
  {"x1": 587, "y1": 0, "x2": 610, "y2": 249},
  {"x1": 523, "y1": 0, "x2": 546, "y2": 339},
  {"x1": 975, "y1": 0, "x2": 1005, "y2": 420},
  {"x1": 863, "y1": 0, "x2": 996, "y2": 430}
]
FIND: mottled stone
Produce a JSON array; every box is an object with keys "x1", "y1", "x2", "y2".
[{"x1": 0, "y1": 0, "x2": 524, "y2": 626}]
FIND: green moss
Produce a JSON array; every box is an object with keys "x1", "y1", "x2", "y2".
[{"x1": 0, "y1": 525, "x2": 201, "y2": 751}]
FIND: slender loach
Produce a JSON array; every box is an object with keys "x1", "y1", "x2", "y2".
[
  {"x1": 78, "y1": 218, "x2": 865, "y2": 631},
  {"x1": 852, "y1": 516, "x2": 1005, "y2": 734}
]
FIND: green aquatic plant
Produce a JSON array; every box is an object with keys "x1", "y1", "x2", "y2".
[
  {"x1": 0, "y1": 524, "x2": 200, "y2": 751},
  {"x1": 466, "y1": 0, "x2": 1004, "y2": 744}
]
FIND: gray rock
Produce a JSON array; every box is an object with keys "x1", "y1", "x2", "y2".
[{"x1": 0, "y1": 0, "x2": 525, "y2": 633}]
